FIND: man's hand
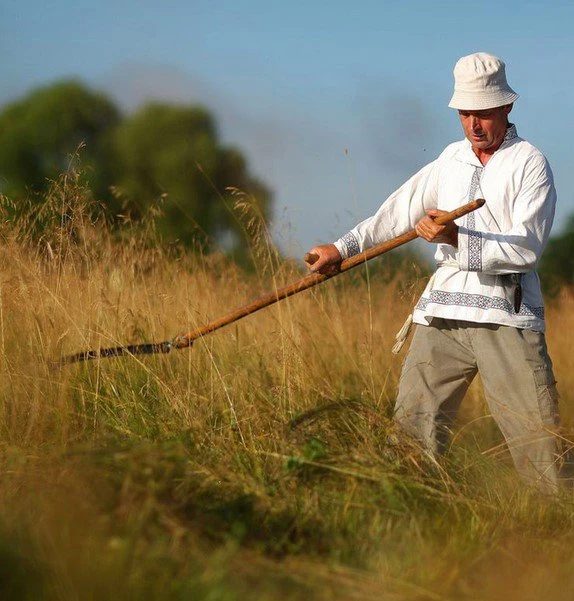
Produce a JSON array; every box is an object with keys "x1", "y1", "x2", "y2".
[
  {"x1": 415, "y1": 209, "x2": 459, "y2": 248},
  {"x1": 304, "y1": 244, "x2": 342, "y2": 275}
]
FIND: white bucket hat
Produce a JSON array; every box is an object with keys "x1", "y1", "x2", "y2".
[{"x1": 448, "y1": 52, "x2": 519, "y2": 110}]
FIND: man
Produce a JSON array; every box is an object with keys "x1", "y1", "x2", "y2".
[{"x1": 306, "y1": 52, "x2": 562, "y2": 492}]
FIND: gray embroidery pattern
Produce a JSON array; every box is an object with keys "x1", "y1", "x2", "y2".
[
  {"x1": 467, "y1": 166, "x2": 483, "y2": 271},
  {"x1": 464, "y1": 124, "x2": 517, "y2": 273},
  {"x1": 340, "y1": 232, "x2": 360, "y2": 257},
  {"x1": 416, "y1": 290, "x2": 544, "y2": 320},
  {"x1": 504, "y1": 124, "x2": 518, "y2": 141}
]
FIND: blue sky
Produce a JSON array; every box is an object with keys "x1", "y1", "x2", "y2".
[{"x1": 2, "y1": 0, "x2": 574, "y2": 256}]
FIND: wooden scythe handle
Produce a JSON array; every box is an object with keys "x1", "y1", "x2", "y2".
[{"x1": 172, "y1": 199, "x2": 485, "y2": 348}]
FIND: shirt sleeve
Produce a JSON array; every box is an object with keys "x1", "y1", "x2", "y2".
[
  {"x1": 334, "y1": 159, "x2": 440, "y2": 259},
  {"x1": 456, "y1": 154, "x2": 556, "y2": 274}
]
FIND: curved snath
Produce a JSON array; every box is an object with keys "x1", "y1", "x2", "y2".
[{"x1": 59, "y1": 199, "x2": 485, "y2": 365}]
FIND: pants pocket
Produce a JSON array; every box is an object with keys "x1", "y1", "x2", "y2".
[{"x1": 533, "y1": 366, "x2": 560, "y2": 427}]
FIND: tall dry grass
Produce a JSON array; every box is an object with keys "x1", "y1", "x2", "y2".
[{"x1": 1, "y1": 168, "x2": 574, "y2": 600}]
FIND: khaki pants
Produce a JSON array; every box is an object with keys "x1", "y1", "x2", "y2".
[{"x1": 394, "y1": 319, "x2": 562, "y2": 491}]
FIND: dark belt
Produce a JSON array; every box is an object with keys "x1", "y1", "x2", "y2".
[
  {"x1": 436, "y1": 262, "x2": 523, "y2": 314},
  {"x1": 510, "y1": 273, "x2": 522, "y2": 313}
]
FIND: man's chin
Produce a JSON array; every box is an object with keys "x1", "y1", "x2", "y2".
[
  {"x1": 470, "y1": 139, "x2": 495, "y2": 152},
  {"x1": 469, "y1": 136, "x2": 487, "y2": 145}
]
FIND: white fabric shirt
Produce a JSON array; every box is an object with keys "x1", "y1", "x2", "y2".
[{"x1": 333, "y1": 125, "x2": 556, "y2": 332}]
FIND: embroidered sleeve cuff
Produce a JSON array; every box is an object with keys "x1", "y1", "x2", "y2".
[
  {"x1": 334, "y1": 232, "x2": 361, "y2": 260},
  {"x1": 457, "y1": 226, "x2": 483, "y2": 272}
]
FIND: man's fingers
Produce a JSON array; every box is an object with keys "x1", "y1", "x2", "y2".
[
  {"x1": 416, "y1": 217, "x2": 446, "y2": 242},
  {"x1": 304, "y1": 244, "x2": 342, "y2": 274},
  {"x1": 312, "y1": 261, "x2": 341, "y2": 275},
  {"x1": 305, "y1": 254, "x2": 327, "y2": 273},
  {"x1": 306, "y1": 254, "x2": 340, "y2": 275},
  {"x1": 304, "y1": 252, "x2": 320, "y2": 266},
  {"x1": 318, "y1": 263, "x2": 341, "y2": 275}
]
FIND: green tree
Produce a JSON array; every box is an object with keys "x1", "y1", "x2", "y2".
[
  {"x1": 0, "y1": 82, "x2": 272, "y2": 256},
  {"x1": 110, "y1": 102, "x2": 271, "y2": 250},
  {"x1": 0, "y1": 80, "x2": 119, "y2": 199},
  {"x1": 540, "y1": 215, "x2": 574, "y2": 296}
]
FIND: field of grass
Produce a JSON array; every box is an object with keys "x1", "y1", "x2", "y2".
[{"x1": 2, "y1": 172, "x2": 574, "y2": 600}]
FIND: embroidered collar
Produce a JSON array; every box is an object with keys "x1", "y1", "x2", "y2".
[
  {"x1": 456, "y1": 123, "x2": 519, "y2": 165},
  {"x1": 504, "y1": 123, "x2": 518, "y2": 141}
]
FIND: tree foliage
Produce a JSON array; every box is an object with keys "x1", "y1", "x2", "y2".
[
  {"x1": 0, "y1": 81, "x2": 272, "y2": 253},
  {"x1": 111, "y1": 103, "x2": 271, "y2": 249},
  {"x1": 540, "y1": 215, "x2": 574, "y2": 296},
  {"x1": 0, "y1": 81, "x2": 120, "y2": 199}
]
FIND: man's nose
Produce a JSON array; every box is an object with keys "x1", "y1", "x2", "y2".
[{"x1": 470, "y1": 115, "x2": 481, "y2": 130}]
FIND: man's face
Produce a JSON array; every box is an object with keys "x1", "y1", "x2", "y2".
[{"x1": 458, "y1": 105, "x2": 513, "y2": 153}]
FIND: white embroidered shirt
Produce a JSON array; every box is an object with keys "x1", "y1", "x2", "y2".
[{"x1": 333, "y1": 125, "x2": 556, "y2": 332}]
